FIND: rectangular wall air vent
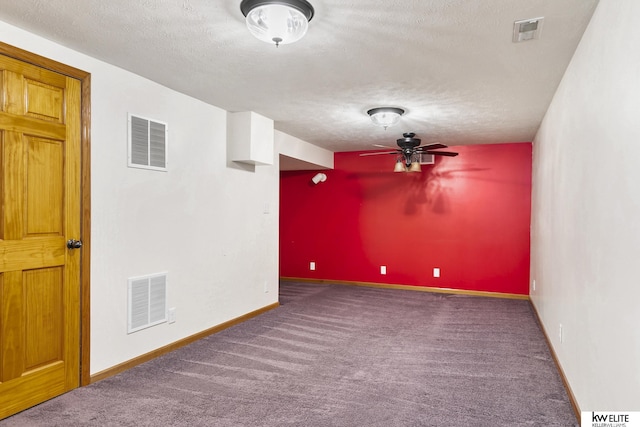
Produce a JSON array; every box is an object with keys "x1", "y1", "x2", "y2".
[
  {"x1": 128, "y1": 113, "x2": 168, "y2": 171},
  {"x1": 418, "y1": 153, "x2": 435, "y2": 165},
  {"x1": 127, "y1": 272, "x2": 168, "y2": 333},
  {"x1": 512, "y1": 17, "x2": 544, "y2": 43}
]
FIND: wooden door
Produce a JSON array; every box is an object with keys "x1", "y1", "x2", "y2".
[{"x1": 0, "y1": 55, "x2": 81, "y2": 419}]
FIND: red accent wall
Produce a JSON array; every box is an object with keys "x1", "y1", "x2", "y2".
[{"x1": 280, "y1": 143, "x2": 532, "y2": 295}]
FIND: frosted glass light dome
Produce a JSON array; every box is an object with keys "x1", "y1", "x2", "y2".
[
  {"x1": 367, "y1": 107, "x2": 405, "y2": 129},
  {"x1": 241, "y1": 0, "x2": 315, "y2": 47}
]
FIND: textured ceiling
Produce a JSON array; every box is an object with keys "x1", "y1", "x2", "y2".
[{"x1": 0, "y1": 0, "x2": 599, "y2": 153}]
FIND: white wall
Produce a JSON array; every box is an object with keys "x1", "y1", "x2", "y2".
[
  {"x1": 531, "y1": 0, "x2": 640, "y2": 411},
  {"x1": 0, "y1": 21, "x2": 281, "y2": 373}
]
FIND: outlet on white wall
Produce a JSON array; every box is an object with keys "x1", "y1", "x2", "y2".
[
  {"x1": 168, "y1": 307, "x2": 176, "y2": 324},
  {"x1": 532, "y1": 279, "x2": 536, "y2": 291},
  {"x1": 559, "y1": 323, "x2": 563, "y2": 343}
]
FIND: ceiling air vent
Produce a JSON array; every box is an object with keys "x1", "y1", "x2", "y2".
[{"x1": 512, "y1": 17, "x2": 544, "y2": 43}]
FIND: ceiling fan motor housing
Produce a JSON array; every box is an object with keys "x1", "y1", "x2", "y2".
[
  {"x1": 398, "y1": 133, "x2": 420, "y2": 165},
  {"x1": 397, "y1": 132, "x2": 421, "y2": 149}
]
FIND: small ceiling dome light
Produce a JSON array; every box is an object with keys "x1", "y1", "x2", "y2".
[
  {"x1": 240, "y1": 0, "x2": 315, "y2": 47},
  {"x1": 367, "y1": 107, "x2": 405, "y2": 130}
]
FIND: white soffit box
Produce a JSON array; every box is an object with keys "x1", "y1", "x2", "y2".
[{"x1": 228, "y1": 111, "x2": 274, "y2": 165}]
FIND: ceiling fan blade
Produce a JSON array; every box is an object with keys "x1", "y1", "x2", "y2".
[
  {"x1": 359, "y1": 151, "x2": 399, "y2": 156},
  {"x1": 373, "y1": 144, "x2": 397, "y2": 149},
  {"x1": 417, "y1": 143, "x2": 447, "y2": 151},
  {"x1": 424, "y1": 150, "x2": 459, "y2": 157}
]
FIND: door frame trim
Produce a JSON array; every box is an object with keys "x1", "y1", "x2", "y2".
[{"x1": 0, "y1": 42, "x2": 92, "y2": 386}]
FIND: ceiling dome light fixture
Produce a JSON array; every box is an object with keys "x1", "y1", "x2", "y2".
[
  {"x1": 367, "y1": 107, "x2": 405, "y2": 130},
  {"x1": 240, "y1": 0, "x2": 315, "y2": 47}
]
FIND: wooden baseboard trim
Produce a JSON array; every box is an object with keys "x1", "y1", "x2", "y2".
[
  {"x1": 90, "y1": 302, "x2": 279, "y2": 384},
  {"x1": 280, "y1": 277, "x2": 530, "y2": 300},
  {"x1": 529, "y1": 300, "x2": 581, "y2": 424}
]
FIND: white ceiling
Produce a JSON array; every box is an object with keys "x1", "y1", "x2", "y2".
[{"x1": 0, "y1": 0, "x2": 599, "y2": 153}]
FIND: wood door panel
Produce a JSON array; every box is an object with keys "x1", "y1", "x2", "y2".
[
  {"x1": 27, "y1": 136, "x2": 64, "y2": 236},
  {"x1": 24, "y1": 267, "x2": 63, "y2": 370},
  {"x1": 2, "y1": 69, "x2": 24, "y2": 115},
  {"x1": 0, "y1": 54, "x2": 81, "y2": 419},
  {"x1": 25, "y1": 79, "x2": 64, "y2": 123},
  {"x1": 0, "y1": 58, "x2": 67, "y2": 121},
  {"x1": 1, "y1": 130, "x2": 24, "y2": 240},
  {"x1": 1, "y1": 271, "x2": 23, "y2": 382},
  {"x1": 0, "y1": 362, "x2": 65, "y2": 417}
]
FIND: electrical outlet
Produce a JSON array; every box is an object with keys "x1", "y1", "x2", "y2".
[
  {"x1": 559, "y1": 324, "x2": 563, "y2": 343},
  {"x1": 532, "y1": 279, "x2": 536, "y2": 291},
  {"x1": 380, "y1": 265, "x2": 387, "y2": 275},
  {"x1": 310, "y1": 262, "x2": 316, "y2": 271},
  {"x1": 433, "y1": 268, "x2": 440, "y2": 278},
  {"x1": 168, "y1": 307, "x2": 176, "y2": 324}
]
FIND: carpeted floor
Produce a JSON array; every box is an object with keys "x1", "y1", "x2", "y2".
[{"x1": 1, "y1": 282, "x2": 578, "y2": 426}]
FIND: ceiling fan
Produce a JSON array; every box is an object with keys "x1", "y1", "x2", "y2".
[{"x1": 360, "y1": 133, "x2": 458, "y2": 172}]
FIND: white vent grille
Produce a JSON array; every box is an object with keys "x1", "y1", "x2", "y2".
[
  {"x1": 128, "y1": 114, "x2": 168, "y2": 171},
  {"x1": 128, "y1": 272, "x2": 168, "y2": 333},
  {"x1": 418, "y1": 153, "x2": 435, "y2": 165}
]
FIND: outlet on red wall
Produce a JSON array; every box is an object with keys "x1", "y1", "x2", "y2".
[{"x1": 280, "y1": 143, "x2": 532, "y2": 295}]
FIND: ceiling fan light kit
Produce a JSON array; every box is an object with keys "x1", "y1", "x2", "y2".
[
  {"x1": 394, "y1": 158, "x2": 407, "y2": 172},
  {"x1": 367, "y1": 107, "x2": 405, "y2": 129},
  {"x1": 408, "y1": 160, "x2": 422, "y2": 173},
  {"x1": 240, "y1": 0, "x2": 315, "y2": 47},
  {"x1": 360, "y1": 132, "x2": 459, "y2": 172}
]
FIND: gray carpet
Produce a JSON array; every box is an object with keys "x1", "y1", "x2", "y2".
[{"x1": 1, "y1": 282, "x2": 578, "y2": 426}]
